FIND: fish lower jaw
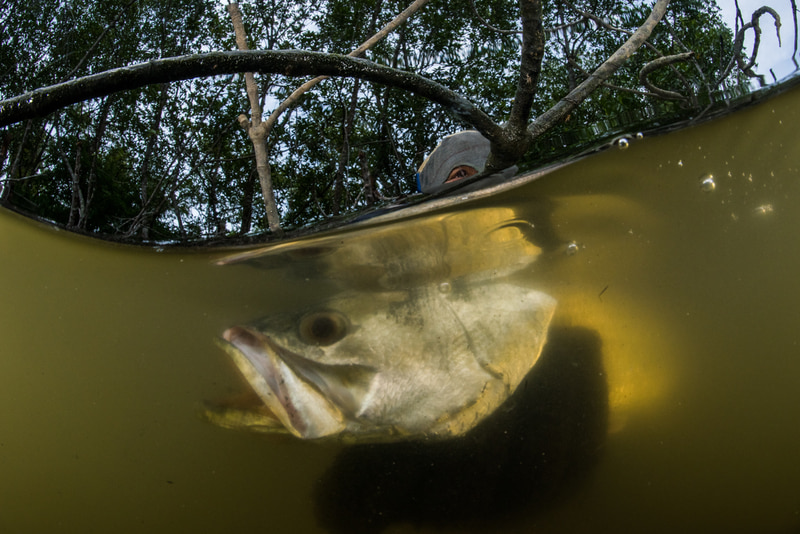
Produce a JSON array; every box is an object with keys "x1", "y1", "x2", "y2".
[{"x1": 222, "y1": 327, "x2": 347, "y2": 439}]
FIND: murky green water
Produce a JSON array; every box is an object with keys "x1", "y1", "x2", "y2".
[{"x1": 2, "y1": 84, "x2": 800, "y2": 533}]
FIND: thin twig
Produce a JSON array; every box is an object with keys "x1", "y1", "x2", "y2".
[
  {"x1": 528, "y1": 0, "x2": 670, "y2": 139},
  {"x1": 639, "y1": 52, "x2": 694, "y2": 101},
  {"x1": 567, "y1": 58, "x2": 664, "y2": 98},
  {"x1": 468, "y1": 0, "x2": 521, "y2": 34},
  {"x1": 261, "y1": 0, "x2": 431, "y2": 138},
  {"x1": 64, "y1": 0, "x2": 140, "y2": 82}
]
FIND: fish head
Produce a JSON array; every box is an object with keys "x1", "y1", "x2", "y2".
[{"x1": 209, "y1": 282, "x2": 556, "y2": 441}]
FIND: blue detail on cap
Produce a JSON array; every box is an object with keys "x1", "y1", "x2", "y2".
[{"x1": 415, "y1": 172, "x2": 422, "y2": 193}]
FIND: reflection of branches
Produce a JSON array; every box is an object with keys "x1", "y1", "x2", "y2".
[{"x1": 717, "y1": 4, "x2": 782, "y2": 87}]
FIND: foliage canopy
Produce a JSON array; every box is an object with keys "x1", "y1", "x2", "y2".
[{"x1": 0, "y1": 0, "x2": 781, "y2": 242}]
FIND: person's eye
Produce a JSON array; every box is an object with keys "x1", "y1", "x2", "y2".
[{"x1": 446, "y1": 166, "x2": 476, "y2": 183}]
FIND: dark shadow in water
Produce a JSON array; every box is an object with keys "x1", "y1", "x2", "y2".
[{"x1": 314, "y1": 326, "x2": 609, "y2": 534}]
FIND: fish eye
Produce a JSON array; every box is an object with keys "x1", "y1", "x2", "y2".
[{"x1": 298, "y1": 310, "x2": 349, "y2": 346}]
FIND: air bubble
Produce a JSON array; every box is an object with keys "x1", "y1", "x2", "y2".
[
  {"x1": 754, "y1": 204, "x2": 773, "y2": 215},
  {"x1": 699, "y1": 174, "x2": 715, "y2": 192},
  {"x1": 636, "y1": 132, "x2": 644, "y2": 139},
  {"x1": 566, "y1": 242, "x2": 580, "y2": 256},
  {"x1": 616, "y1": 138, "x2": 630, "y2": 150},
  {"x1": 438, "y1": 282, "x2": 452, "y2": 294}
]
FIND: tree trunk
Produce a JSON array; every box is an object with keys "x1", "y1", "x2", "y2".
[
  {"x1": 79, "y1": 97, "x2": 111, "y2": 229},
  {"x1": 206, "y1": 169, "x2": 226, "y2": 237},
  {"x1": 358, "y1": 150, "x2": 377, "y2": 205},
  {"x1": 3, "y1": 120, "x2": 36, "y2": 204},
  {"x1": 137, "y1": 84, "x2": 169, "y2": 239},
  {"x1": 332, "y1": 78, "x2": 361, "y2": 215},
  {"x1": 240, "y1": 167, "x2": 256, "y2": 235},
  {"x1": 228, "y1": 1, "x2": 283, "y2": 235},
  {"x1": 64, "y1": 140, "x2": 84, "y2": 228},
  {"x1": 0, "y1": 130, "x2": 11, "y2": 202},
  {"x1": 171, "y1": 189, "x2": 186, "y2": 240}
]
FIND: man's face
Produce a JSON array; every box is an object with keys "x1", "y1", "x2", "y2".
[{"x1": 445, "y1": 165, "x2": 479, "y2": 183}]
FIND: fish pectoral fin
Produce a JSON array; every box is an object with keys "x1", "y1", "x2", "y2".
[{"x1": 279, "y1": 350, "x2": 377, "y2": 417}]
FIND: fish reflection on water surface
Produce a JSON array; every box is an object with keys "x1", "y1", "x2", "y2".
[{"x1": 207, "y1": 207, "x2": 559, "y2": 440}]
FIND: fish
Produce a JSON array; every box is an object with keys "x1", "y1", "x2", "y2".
[
  {"x1": 206, "y1": 281, "x2": 556, "y2": 440},
  {"x1": 207, "y1": 203, "x2": 561, "y2": 441}
]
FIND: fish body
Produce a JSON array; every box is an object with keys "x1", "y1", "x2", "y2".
[{"x1": 210, "y1": 282, "x2": 555, "y2": 440}]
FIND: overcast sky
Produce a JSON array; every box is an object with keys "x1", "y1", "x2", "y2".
[{"x1": 717, "y1": 0, "x2": 799, "y2": 83}]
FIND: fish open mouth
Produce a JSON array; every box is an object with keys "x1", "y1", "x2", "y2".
[
  {"x1": 203, "y1": 390, "x2": 286, "y2": 434},
  {"x1": 209, "y1": 326, "x2": 376, "y2": 439}
]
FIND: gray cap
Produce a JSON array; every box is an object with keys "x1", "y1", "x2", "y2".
[{"x1": 417, "y1": 130, "x2": 491, "y2": 193}]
